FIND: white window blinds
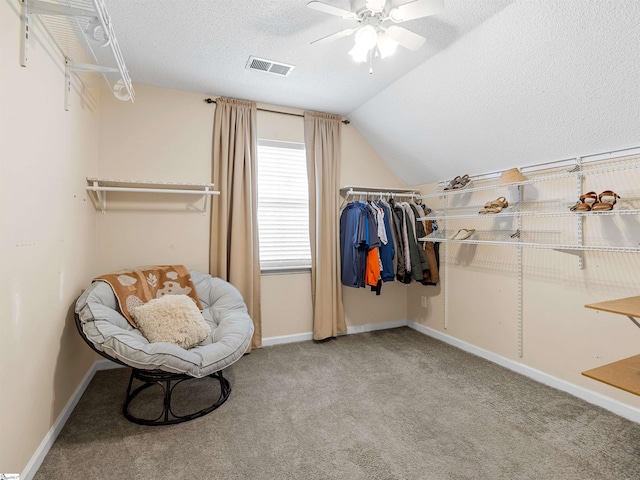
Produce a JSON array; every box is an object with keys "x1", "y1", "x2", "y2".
[{"x1": 257, "y1": 139, "x2": 311, "y2": 271}]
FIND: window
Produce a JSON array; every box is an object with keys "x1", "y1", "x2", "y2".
[{"x1": 257, "y1": 139, "x2": 311, "y2": 272}]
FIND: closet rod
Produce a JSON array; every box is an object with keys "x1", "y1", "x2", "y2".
[
  {"x1": 344, "y1": 189, "x2": 418, "y2": 198},
  {"x1": 204, "y1": 98, "x2": 350, "y2": 125}
]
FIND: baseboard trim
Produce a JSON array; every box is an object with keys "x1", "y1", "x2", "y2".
[
  {"x1": 21, "y1": 361, "x2": 98, "y2": 480},
  {"x1": 262, "y1": 332, "x2": 315, "y2": 346},
  {"x1": 263, "y1": 320, "x2": 408, "y2": 346},
  {"x1": 346, "y1": 320, "x2": 407, "y2": 335},
  {"x1": 95, "y1": 358, "x2": 125, "y2": 370},
  {"x1": 407, "y1": 321, "x2": 640, "y2": 424}
]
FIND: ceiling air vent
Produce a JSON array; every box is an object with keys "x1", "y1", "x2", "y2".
[{"x1": 246, "y1": 56, "x2": 295, "y2": 77}]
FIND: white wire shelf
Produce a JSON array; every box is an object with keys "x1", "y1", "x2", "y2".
[
  {"x1": 418, "y1": 198, "x2": 640, "y2": 220},
  {"x1": 420, "y1": 152, "x2": 640, "y2": 199},
  {"x1": 21, "y1": 0, "x2": 134, "y2": 110},
  {"x1": 419, "y1": 229, "x2": 640, "y2": 253},
  {"x1": 86, "y1": 178, "x2": 219, "y2": 214}
]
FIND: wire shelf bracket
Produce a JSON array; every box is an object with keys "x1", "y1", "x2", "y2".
[{"x1": 21, "y1": 0, "x2": 135, "y2": 110}]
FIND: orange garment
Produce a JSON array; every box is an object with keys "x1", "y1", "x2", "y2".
[{"x1": 365, "y1": 248, "x2": 381, "y2": 287}]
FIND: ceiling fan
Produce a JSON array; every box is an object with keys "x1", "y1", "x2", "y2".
[{"x1": 307, "y1": 0, "x2": 444, "y2": 68}]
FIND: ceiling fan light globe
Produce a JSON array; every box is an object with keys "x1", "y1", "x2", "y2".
[
  {"x1": 355, "y1": 25, "x2": 378, "y2": 50},
  {"x1": 348, "y1": 44, "x2": 369, "y2": 63},
  {"x1": 377, "y1": 34, "x2": 398, "y2": 58},
  {"x1": 365, "y1": 0, "x2": 387, "y2": 13}
]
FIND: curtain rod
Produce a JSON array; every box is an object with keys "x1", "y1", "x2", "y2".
[{"x1": 204, "y1": 98, "x2": 350, "y2": 125}]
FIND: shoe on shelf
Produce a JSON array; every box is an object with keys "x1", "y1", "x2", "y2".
[
  {"x1": 569, "y1": 191, "x2": 598, "y2": 212},
  {"x1": 591, "y1": 190, "x2": 620, "y2": 211},
  {"x1": 479, "y1": 196, "x2": 508, "y2": 214},
  {"x1": 444, "y1": 174, "x2": 471, "y2": 191},
  {"x1": 451, "y1": 228, "x2": 476, "y2": 240}
]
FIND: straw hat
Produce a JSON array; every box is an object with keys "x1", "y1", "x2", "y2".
[{"x1": 499, "y1": 167, "x2": 527, "y2": 185}]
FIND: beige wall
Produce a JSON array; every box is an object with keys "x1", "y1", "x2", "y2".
[
  {"x1": 408, "y1": 177, "x2": 640, "y2": 410},
  {"x1": 96, "y1": 85, "x2": 213, "y2": 274},
  {"x1": 97, "y1": 87, "x2": 409, "y2": 340},
  {"x1": 1, "y1": 0, "x2": 100, "y2": 473}
]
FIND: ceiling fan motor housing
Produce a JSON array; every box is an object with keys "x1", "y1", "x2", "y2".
[{"x1": 351, "y1": 0, "x2": 391, "y2": 17}]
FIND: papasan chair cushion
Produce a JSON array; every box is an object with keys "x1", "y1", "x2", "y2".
[
  {"x1": 75, "y1": 269, "x2": 254, "y2": 425},
  {"x1": 75, "y1": 269, "x2": 254, "y2": 377}
]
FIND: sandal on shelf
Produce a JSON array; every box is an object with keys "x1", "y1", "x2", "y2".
[
  {"x1": 444, "y1": 176, "x2": 461, "y2": 191},
  {"x1": 591, "y1": 190, "x2": 621, "y2": 211},
  {"x1": 451, "y1": 228, "x2": 476, "y2": 240},
  {"x1": 454, "y1": 174, "x2": 471, "y2": 190},
  {"x1": 479, "y1": 196, "x2": 508, "y2": 214},
  {"x1": 569, "y1": 191, "x2": 598, "y2": 212},
  {"x1": 444, "y1": 174, "x2": 471, "y2": 191}
]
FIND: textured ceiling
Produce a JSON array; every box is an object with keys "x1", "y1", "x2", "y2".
[
  {"x1": 350, "y1": 0, "x2": 640, "y2": 184},
  {"x1": 103, "y1": 1, "x2": 640, "y2": 185},
  {"x1": 104, "y1": 0, "x2": 514, "y2": 115}
]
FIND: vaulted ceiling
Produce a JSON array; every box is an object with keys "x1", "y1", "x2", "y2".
[{"x1": 105, "y1": 0, "x2": 640, "y2": 185}]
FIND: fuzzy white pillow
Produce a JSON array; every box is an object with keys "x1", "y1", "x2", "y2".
[{"x1": 131, "y1": 294, "x2": 210, "y2": 349}]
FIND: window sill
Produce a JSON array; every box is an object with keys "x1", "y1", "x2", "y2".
[{"x1": 260, "y1": 267, "x2": 312, "y2": 276}]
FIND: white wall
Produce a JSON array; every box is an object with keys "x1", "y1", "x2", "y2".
[{"x1": 1, "y1": 0, "x2": 100, "y2": 473}]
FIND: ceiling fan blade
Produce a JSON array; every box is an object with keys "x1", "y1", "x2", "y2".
[
  {"x1": 311, "y1": 28, "x2": 357, "y2": 44},
  {"x1": 384, "y1": 25, "x2": 426, "y2": 51},
  {"x1": 307, "y1": 1, "x2": 356, "y2": 19},
  {"x1": 389, "y1": 0, "x2": 444, "y2": 22}
]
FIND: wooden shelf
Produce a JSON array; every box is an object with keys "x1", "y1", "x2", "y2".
[
  {"x1": 584, "y1": 296, "x2": 640, "y2": 318},
  {"x1": 582, "y1": 296, "x2": 640, "y2": 395},
  {"x1": 582, "y1": 355, "x2": 640, "y2": 396}
]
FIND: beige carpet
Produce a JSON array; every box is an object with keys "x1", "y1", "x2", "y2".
[{"x1": 35, "y1": 327, "x2": 640, "y2": 479}]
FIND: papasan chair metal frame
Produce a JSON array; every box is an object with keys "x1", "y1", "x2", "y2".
[{"x1": 75, "y1": 270, "x2": 254, "y2": 426}]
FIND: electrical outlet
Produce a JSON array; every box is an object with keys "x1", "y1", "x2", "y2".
[{"x1": 421, "y1": 296, "x2": 427, "y2": 308}]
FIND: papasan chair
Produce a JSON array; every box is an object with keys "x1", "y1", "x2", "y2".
[{"x1": 75, "y1": 268, "x2": 254, "y2": 426}]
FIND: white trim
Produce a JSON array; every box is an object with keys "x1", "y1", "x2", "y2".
[
  {"x1": 95, "y1": 358, "x2": 125, "y2": 370},
  {"x1": 263, "y1": 320, "x2": 408, "y2": 346},
  {"x1": 345, "y1": 320, "x2": 407, "y2": 335},
  {"x1": 21, "y1": 362, "x2": 98, "y2": 480},
  {"x1": 407, "y1": 321, "x2": 640, "y2": 424},
  {"x1": 262, "y1": 332, "x2": 314, "y2": 346}
]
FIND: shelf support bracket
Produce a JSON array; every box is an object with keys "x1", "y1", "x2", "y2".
[
  {"x1": 517, "y1": 184, "x2": 524, "y2": 358},
  {"x1": 20, "y1": 0, "x2": 29, "y2": 66},
  {"x1": 443, "y1": 193, "x2": 449, "y2": 330},
  {"x1": 93, "y1": 181, "x2": 106, "y2": 214},
  {"x1": 575, "y1": 157, "x2": 585, "y2": 269},
  {"x1": 627, "y1": 316, "x2": 640, "y2": 330},
  {"x1": 65, "y1": 60, "x2": 117, "y2": 111}
]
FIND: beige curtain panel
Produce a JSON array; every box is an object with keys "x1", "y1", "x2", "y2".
[
  {"x1": 304, "y1": 111, "x2": 346, "y2": 340},
  {"x1": 210, "y1": 97, "x2": 262, "y2": 349}
]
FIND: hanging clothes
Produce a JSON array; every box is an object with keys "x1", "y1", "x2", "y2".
[
  {"x1": 409, "y1": 202, "x2": 431, "y2": 283},
  {"x1": 340, "y1": 201, "x2": 381, "y2": 290},
  {"x1": 420, "y1": 203, "x2": 440, "y2": 285},
  {"x1": 339, "y1": 195, "x2": 437, "y2": 291},
  {"x1": 377, "y1": 201, "x2": 396, "y2": 283},
  {"x1": 389, "y1": 199, "x2": 411, "y2": 283},
  {"x1": 339, "y1": 202, "x2": 366, "y2": 288}
]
